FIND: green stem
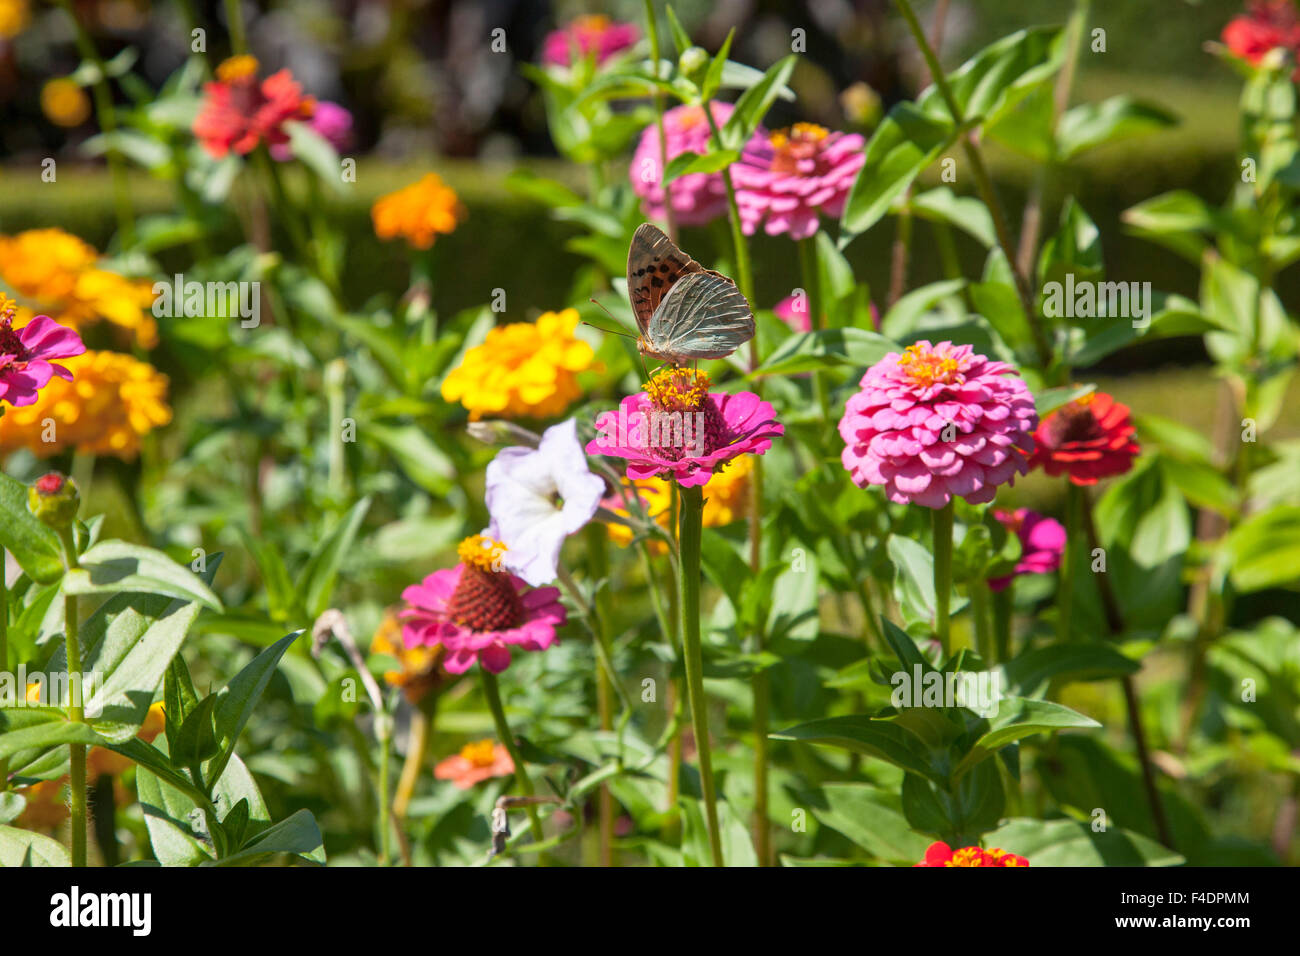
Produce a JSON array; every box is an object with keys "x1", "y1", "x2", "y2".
[
  {"x1": 703, "y1": 110, "x2": 756, "y2": 309},
  {"x1": 970, "y1": 578, "x2": 993, "y2": 661},
  {"x1": 584, "y1": 525, "x2": 616, "y2": 867},
  {"x1": 1059, "y1": 483, "x2": 1083, "y2": 643},
  {"x1": 223, "y1": 0, "x2": 247, "y2": 54},
  {"x1": 677, "y1": 485, "x2": 723, "y2": 866},
  {"x1": 0, "y1": 551, "x2": 8, "y2": 790},
  {"x1": 892, "y1": 0, "x2": 1049, "y2": 367},
  {"x1": 932, "y1": 501, "x2": 954, "y2": 658},
  {"x1": 57, "y1": 527, "x2": 86, "y2": 867},
  {"x1": 992, "y1": 584, "x2": 1013, "y2": 662},
  {"x1": 799, "y1": 237, "x2": 831, "y2": 422},
  {"x1": 480, "y1": 670, "x2": 546, "y2": 852}
]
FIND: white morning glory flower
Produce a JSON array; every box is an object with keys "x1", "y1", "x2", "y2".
[{"x1": 485, "y1": 418, "x2": 605, "y2": 586}]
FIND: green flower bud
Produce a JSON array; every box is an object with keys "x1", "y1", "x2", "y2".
[
  {"x1": 678, "y1": 46, "x2": 709, "y2": 83},
  {"x1": 28, "y1": 472, "x2": 80, "y2": 530}
]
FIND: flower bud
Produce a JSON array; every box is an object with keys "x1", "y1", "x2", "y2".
[
  {"x1": 27, "y1": 472, "x2": 80, "y2": 529},
  {"x1": 678, "y1": 46, "x2": 709, "y2": 83}
]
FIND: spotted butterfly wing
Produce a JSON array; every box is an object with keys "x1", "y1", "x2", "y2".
[
  {"x1": 642, "y1": 271, "x2": 755, "y2": 364},
  {"x1": 626, "y1": 223, "x2": 707, "y2": 336}
]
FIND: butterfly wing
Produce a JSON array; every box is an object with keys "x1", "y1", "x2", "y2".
[
  {"x1": 627, "y1": 223, "x2": 704, "y2": 335},
  {"x1": 645, "y1": 271, "x2": 755, "y2": 362}
]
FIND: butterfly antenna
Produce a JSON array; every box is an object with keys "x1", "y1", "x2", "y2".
[{"x1": 584, "y1": 298, "x2": 638, "y2": 339}]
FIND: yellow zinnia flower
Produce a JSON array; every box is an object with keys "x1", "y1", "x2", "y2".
[
  {"x1": 0, "y1": 229, "x2": 158, "y2": 346},
  {"x1": 441, "y1": 308, "x2": 595, "y2": 420},
  {"x1": 608, "y1": 456, "x2": 753, "y2": 549},
  {"x1": 371, "y1": 173, "x2": 464, "y2": 249},
  {"x1": 0, "y1": 350, "x2": 172, "y2": 460},
  {"x1": 41, "y1": 77, "x2": 91, "y2": 128}
]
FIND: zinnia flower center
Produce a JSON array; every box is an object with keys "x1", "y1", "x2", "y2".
[
  {"x1": 446, "y1": 535, "x2": 524, "y2": 632},
  {"x1": 0, "y1": 306, "x2": 28, "y2": 364},
  {"x1": 460, "y1": 739, "x2": 498, "y2": 768},
  {"x1": 897, "y1": 343, "x2": 963, "y2": 388},
  {"x1": 644, "y1": 367, "x2": 710, "y2": 411},
  {"x1": 769, "y1": 123, "x2": 830, "y2": 173},
  {"x1": 216, "y1": 55, "x2": 260, "y2": 84},
  {"x1": 1045, "y1": 396, "x2": 1102, "y2": 445},
  {"x1": 946, "y1": 847, "x2": 989, "y2": 867}
]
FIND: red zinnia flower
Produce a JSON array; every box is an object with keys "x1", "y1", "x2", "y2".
[
  {"x1": 1027, "y1": 391, "x2": 1138, "y2": 486},
  {"x1": 193, "y1": 55, "x2": 313, "y2": 159},
  {"x1": 914, "y1": 841, "x2": 1029, "y2": 867},
  {"x1": 1222, "y1": 1, "x2": 1300, "y2": 71}
]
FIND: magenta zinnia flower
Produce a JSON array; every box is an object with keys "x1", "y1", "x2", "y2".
[
  {"x1": 271, "y1": 100, "x2": 353, "y2": 161},
  {"x1": 400, "y1": 536, "x2": 566, "y2": 675},
  {"x1": 988, "y1": 508, "x2": 1066, "y2": 591},
  {"x1": 838, "y1": 341, "x2": 1037, "y2": 509},
  {"x1": 542, "y1": 14, "x2": 639, "y2": 68},
  {"x1": 631, "y1": 102, "x2": 763, "y2": 227},
  {"x1": 0, "y1": 301, "x2": 86, "y2": 408},
  {"x1": 586, "y1": 368, "x2": 783, "y2": 488},
  {"x1": 732, "y1": 123, "x2": 866, "y2": 239},
  {"x1": 773, "y1": 294, "x2": 812, "y2": 333}
]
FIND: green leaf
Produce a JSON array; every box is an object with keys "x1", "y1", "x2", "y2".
[
  {"x1": 663, "y1": 5, "x2": 692, "y2": 56},
  {"x1": 662, "y1": 148, "x2": 741, "y2": 184},
  {"x1": 810, "y1": 783, "x2": 932, "y2": 862},
  {"x1": 283, "y1": 120, "x2": 345, "y2": 193},
  {"x1": 173, "y1": 693, "x2": 221, "y2": 770},
  {"x1": 880, "y1": 278, "x2": 967, "y2": 340},
  {"x1": 699, "y1": 29, "x2": 734, "y2": 101},
  {"x1": 0, "y1": 824, "x2": 71, "y2": 866},
  {"x1": 902, "y1": 760, "x2": 1004, "y2": 842},
  {"x1": 953, "y1": 696, "x2": 1100, "y2": 779},
  {"x1": 1034, "y1": 383, "x2": 1094, "y2": 416},
  {"x1": 1056, "y1": 95, "x2": 1178, "y2": 160},
  {"x1": 296, "y1": 498, "x2": 371, "y2": 619},
  {"x1": 1122, "y1": 190, "x2": 1215, "y2": 263},
  {"x1": 64, "y1": 541, "x2": 222, "y2": 611},
  {"x1": 749, "y1": 328, "x2": 897, "y2": 377},
  {"x1": 910, "y1": 187, "x2": 996, "y2": 248},
  {"x1": 917, "y1": 27, "x2": 1064, "y2": 129},
  {"x1": 218, "y1": 809, "x2": 326, "y2": 866},
  {"x1": 1002, "y1": 644, "x2": 1140, "y2": 696},
  {"x1": 888, "y1": 535, "x2": 936, "y2": 627},
  {"x1": 1223, "y1": 506, "x2": 1300, "y2": 592},
  {"x1": 0, "y1": 472, "x2": 65, "y2": 584},
  {"x1": 206, "y1": 631, "x2": 301, "y2": 786},
  {"x1": 986, "y1": 818, "x2": 1184, "y2": 866},
  {"x1": 720, "y1": 55, "x2": 797, "y2": 150},
  {"x1": 840, "y1": 103, "x2": 955, "y2": 239},
  {"x1": 771, "y1": 715, "x2": 943, "y2": 783}
]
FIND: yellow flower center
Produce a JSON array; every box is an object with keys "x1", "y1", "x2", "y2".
[
  {"x1": 946, "y1": 847, "x2": 988, "y2": 867},
  {"x1": 457, "y1": 535, "x2": 507, "y2": 572},
  {"x1": 643, "y1": 367, "x2": 711, "y2": 412},
  {"x1": 216, "y1": 55, "x2": 260, "y2": 83},
  {"x1": 897, "y1": 343, "x2": 962, "y2": 388},
  {"x1": 573, "y1": 14, "x2": 612, "y2": 32},
  {"x1": 460, "y1": 739, "x2": 498, "y2": 768},
  {"x1": 769, "y1": 122, "x2": 829, "y2": 150}
]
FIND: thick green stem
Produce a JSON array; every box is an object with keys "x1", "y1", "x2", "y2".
[
  {"x1": 1058, "y1": 483, "x2": 1083, "y2": 643},
  {"x1": 58, "y1": 527, "x2": 86, "y2": 866},
  {"x1": 677, "y1": 485, "x2": 723, "y2": 866},
  {"x1": 223, "y1": 0, "x2": 247, "y2": 54},
  {"x1": 932, "y1": 501, "x2": 954, "y2": 658},
  {"x1": 480, "y1": 670, "x2": 545, "y2": 852}
]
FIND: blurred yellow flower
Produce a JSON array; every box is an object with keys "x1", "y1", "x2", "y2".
[
  {"x1": 608, "y1": 456, "x2": 752, "y2": 549},
  {"x1": 371, "y1": 609, "x2": 445, "y2": 703},
  {"x1": 87, "y1": 702, "x2": 166, "y2": 778},
  {"x1": 0, "y1": 350, "x2": 172, "y2": 460},
  {"x1": 0, "y1": 0, "x2": 29, "y2": 39},
  {"x1": 371, "y1": 173, "x2": 464, "y2": 249},
  {"x1": 41, "y1": 78, "x2": 91, "y2": 128},
  {"x1": 0, "y1": 229, "x2": 158, "y2": 346},
  {"x1": 441, "y1": 308, "x2": 595, "y2": 420},
  {"x1": 15, "y1": 778, "x2": 67, "y2": 831}
]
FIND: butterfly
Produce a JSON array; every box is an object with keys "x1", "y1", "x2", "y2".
[{"x1": 626, "y1": 223, "x2": 754, "y2": 367}]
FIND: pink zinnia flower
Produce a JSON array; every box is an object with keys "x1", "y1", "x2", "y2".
[
  {"x1": 0, "y1": 300, "x2": 86, "y2": 408},
  {"x1": 193, "y1": 55, "x2": 312, "y2": 159},
  {"x1": 270, "y1": 99, "x2": 353, "y2": 161},
  {"x1": 586, "y1": 368, "x2": 783, "y2": 488},
  {"x1": 631, "y1": 101, "x2": 762, "y2": 227},
  {"x1": 732, "y1": 122, "x2": 866, "y2": 239},
  {"x1": 988, "y1": 508, "x2": 1066, "y2": 592},
  {"x1": 838, "y1": 341, "x2": 1037, "y2": 509},
  {"x1": 400, "y1": 536, "x2": 566, "y2": 675},
  {"x1": 434, "y1": 739, "x2": 515, "y2": 789},
  {"x1": 542, "y1": 14, "x2": 639, "y2": 67}
]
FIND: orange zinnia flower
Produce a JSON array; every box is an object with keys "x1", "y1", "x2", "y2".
[
  {"x1": 434, "y1": 739, "x2": 515, "y2": 789},
  {"x1": 371, "y1": 173, "x2": 464, "y2": 249}
]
